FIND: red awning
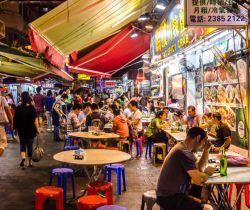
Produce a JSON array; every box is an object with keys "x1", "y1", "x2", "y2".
[
  {"x1": 68, "y1": 25, "x2": 150, "y2": 77},
  {"x1": 28, "y1": 29, "x2": 78, "y2": 71}
]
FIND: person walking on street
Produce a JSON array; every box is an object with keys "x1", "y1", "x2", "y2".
[
  {"x1": 56, "y1": 90, "x2": 66, "y2": 115},
  {"x1": 33, "y1": 87, "x2": 45, "y2": 126},
  {"x1": 45, "y1": 90, "x2": 55, "y2": 131},
  {"x1": 65, "y1": 88, "x2": 73, "y2": 116},
  {"x1": 14, "y1": 92, "x2": 40, "y2": 167},
  {"x1": 0, "y1": 95, "x2": 13, "y2": 157}
]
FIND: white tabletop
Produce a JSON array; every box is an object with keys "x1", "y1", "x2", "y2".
[
  {"x1": 142, "y1": 118, "x2": 152, "y2": 123},
  {"x1": 163, "y1": 129, "x2": 216, "y2": 141},
  {"x1": 53, "y1": 149, "x2": 131, "y2": 165},
  {"x1": 104, "y1": 124, "x2": 113, "y2": 129},
  {"x1": 69, "y1": 132, "x2": 120, "y2": 139}
]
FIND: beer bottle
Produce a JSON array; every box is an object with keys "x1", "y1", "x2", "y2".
[{"x1": 220, "y1": 148, "x2": 227, "y2": 176}]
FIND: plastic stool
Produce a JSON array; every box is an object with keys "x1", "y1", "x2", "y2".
[
  {"x1": 97, "y1": 205, "x2": 126, "y2": 210},
  {"x1": 64, "y1": 137, "x2": 74, "y2": 147},
  {"x1": 229, "y1": 184, "x2": 249, "y2": 209},
  {"x1": 152, "y1": 143, "x2": 166, "y2": 163},
  {"x1": 88, "y1": 181, "x2": 113, "y2": 205},
  {"x1": 145, "y1": 141, "x2": 152, "y2": 158},
  {"x1": 5, "y1": 127, "x2": 14, "y2": 139},
  {"x1": 78, "y1": 195, "x2": 107, "y2": 210},
  {"x1": 63, "y1": 146, "x2": 79, "y2": 151},
  {"x1": 49, "y1": 168, "x2": 75, "y2": 203},
  {"x1": 103, "y1": 164, "x2": 126, "y2": 196},
  {"x1": 136, "y1": 138, "x2": 142, "y2": 157},
  {"x1": 119, "y1": 141, "x2": 131, "y2": 154},
  {"x1": 141, "y1": 190, "x2": 157, "y2": 210},
  {"x1": 35, "y1": 186, "x2": 64, "y2": 210}
]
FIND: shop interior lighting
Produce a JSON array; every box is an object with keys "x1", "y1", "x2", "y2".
[
  {"x1": 145, "y1": 24, "x2": 154, "y2": 29},
  {"x1": 112, "y1": 12, "x2": 136, "y2": 28},
  {"x1": 155, "y1": 4, "x2": 166, "y2": 10},
  {"x1": 138, "y1": 13, "x2": 150, "y2": 21},
  {"x1": 131, "y1": 30, "x2": 140, "y2": 38},
  {"x1": 142, "y1": 54, "x2": 151, "y2": 59}
]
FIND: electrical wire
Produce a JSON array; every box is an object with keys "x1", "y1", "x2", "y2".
[{"x1": 232, "y1": 29, "x2": 249, "y2": 135}]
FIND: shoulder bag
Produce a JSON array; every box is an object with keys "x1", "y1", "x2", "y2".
[
  {"x1": 32, "y1": 134, "x2": 44, "y2": 162},
  {"x1": 0, "y1": 96, "x2": 9, "y2": 125}
]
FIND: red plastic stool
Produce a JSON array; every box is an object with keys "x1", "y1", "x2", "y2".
[
  {"x1": 35, "y1": 186, "x2": 64, "y2": 210},
  {"x1": 88, "y1": 181, "x2": 113, "y2": 205},
  {"x1": 228, "y1": 184, "x2": 250, "y2": 209},
  {"x1": 78, "y1": 195, "x2": 107, "y2": 210},
  {"x1": 106, "y1": 147, "x2": 119, "y2": 151}
]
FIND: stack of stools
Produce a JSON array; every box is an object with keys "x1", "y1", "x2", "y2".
[
  {"x1": 152, "y1": 143, "x2": 166, "y2": 163},
  {"x1": 135, "y1": 138, "x2": 142, "y2": 157},
  {"x1": 49, "y1": 168, "x2": 75, "y2": 203},
  {"x1": 35, "y1": 186, "x2": 64, "y2": 210},
  {"x1": 87, "y1": 181, "x2": 113, "y2": 205},
  {"x1": 78, "y1": 195, "x2": 107, "y2": 210},
  {"x1": 145, "y1": 141, "x2": 152, "y2": 158},
  {"x1": 103, "y1": 164, "x2": 126, "y2": 196},
  {"x1": 97, "y1": 205, "x2": 126, "y2": 210},
  {"x1": 141, "y1": 190, "x2": 157, "y2": 210}
]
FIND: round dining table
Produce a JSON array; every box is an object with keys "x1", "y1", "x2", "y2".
[
  {"x1": 69, "y1": 132, "x2": 120, "y2": 149},
  {"x1": 54, "y1": 149, "x2": 131, "y2": 201}
]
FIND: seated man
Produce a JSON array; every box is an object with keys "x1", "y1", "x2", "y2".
[
  {"x1": 86, "y1": 103, "x2": 106, "y2": 130},
  {"x1": 163, "y1": 106, "x2": 173, "y2": 122},
  {"x1": 181, "y1": 105, "x2": 201, "y2": 127},
  {"x1": 157, "y1": 101, "x2": 165, "y2": 111},
  {"x1": 209, "y1": 112, "x2": 231, "y2": 153},
  {"x1": 67, "y1": 103, "x2": 85, "y2": 134},
  {"x1": 113, "y1": 109, "x2": 129, "y2": 141},
  {"x1": 156, "y1": 127, "x2": 215, "y2": 210},
  {"x1": 78, "y1": 102, "x2": 92, "y2": 127}
]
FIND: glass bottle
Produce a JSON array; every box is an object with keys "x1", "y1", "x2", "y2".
[{"x1": 220, "y1": 148, "x2": 227, "y2": 176}]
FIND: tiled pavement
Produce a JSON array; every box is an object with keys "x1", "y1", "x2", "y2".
[{"x1": 0, "y1": 128, "x2": 249, "y2": 210}]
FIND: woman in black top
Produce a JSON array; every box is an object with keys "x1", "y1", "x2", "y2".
[{"x1": 14, "y1": 92, "x2": 39, "y2": 167}]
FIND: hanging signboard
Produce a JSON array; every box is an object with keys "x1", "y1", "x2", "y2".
[
  {"x1": 186, "y1": 0, "x2": 248, "y2": 27},
  {"x1": 152, "y1": 0, "x2": 216, "y2": 62},
  {"x1": 105, "y1": 80, "x2": 116, "y2": 88},
  {"x1": 78, "y1": 74, "x2": 91, "y2": 80}
]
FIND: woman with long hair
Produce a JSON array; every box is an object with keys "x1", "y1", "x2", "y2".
[{"x1": 14, "y1": 92, "x2": 39, "y2": 167}]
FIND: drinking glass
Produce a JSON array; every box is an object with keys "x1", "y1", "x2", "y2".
[{"x1": 88, "y1": 126, "x2": 93, "y2": 134}]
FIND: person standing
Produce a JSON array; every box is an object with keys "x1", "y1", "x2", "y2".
[
  {"x1": 56, "y1": 90, "x2": 66, "y2": 115},
  {"x1": 65, "y1": 88, "x2": 73, "y2": 115},
  {"x1": 6, "y1": 93, "x2": 14, "y2": 104},
  {"x1": 52, "y1": 94, "x2": 68, "y2": 141},
  {"x1": 129, "y1": 100, "x2": 142, "y2": 136},
  {"x1": 33, "y1": 87, "x2": 45, "y2": 126},
  {"x1": 14, "y1": 92, "x2": 39, "y2": 167},
  {"x1": 45, "y1": 90, "x2": 55, "y2": 131},
  {"x1": 0, "y1": 95, "x2": 13, "y2": 157}
]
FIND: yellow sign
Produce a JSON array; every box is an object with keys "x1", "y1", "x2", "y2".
[{"x1": 78, "y1": 74, "x2": 91, "y2": 80}]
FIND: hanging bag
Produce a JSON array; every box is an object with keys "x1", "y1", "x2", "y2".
[
  {"x1": 32, "y1": 134, "x2": 44, "y2": 162},
  {"x1": 0, "y1": 96, "x2": 9, "y2": 125}
]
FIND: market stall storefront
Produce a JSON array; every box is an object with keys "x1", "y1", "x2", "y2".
[{"x1": 150, "y1": 0, "x2": 249, "y2": 154}]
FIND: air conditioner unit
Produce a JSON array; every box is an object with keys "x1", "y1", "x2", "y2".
[{"x1": 0, "y1": 20, "x2": 5, "y2": 38}]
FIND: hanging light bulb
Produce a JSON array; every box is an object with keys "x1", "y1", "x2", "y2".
[
  {"x1": 145, "y1": 24, "x2": 154, "y2": 29},
  {"x1": 138, "y1": 13, "x2": 150, "y2": 21}
]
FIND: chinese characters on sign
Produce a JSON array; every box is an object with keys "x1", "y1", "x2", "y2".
[
  {"x1": 187, "y1": 0, "x2": 248, "y2": 26},
  {"x1": 152, "y1": 0, "x2": 216, "y2": 62}
]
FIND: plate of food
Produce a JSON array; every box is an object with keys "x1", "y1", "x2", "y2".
[
  {"x1": 226, "y1": 85, "x2": 235, "y2": 103},
  {"x1": 210, "y1": 87, "x2": 217, "y2": 103},
  {"x1": 217, "y1": 85, "x2": 226, "y2": 103},
  {"x1": 204, "y1": 67, "x2": 217, "y2": 83},
  {"x1": 226, "y1": 107, "x2": 236, "y2": 129},
  {"x1": 205, "y1": 105, "x2": 211, "y2": 113},
  {"x1": 218, "y1": 65, "x2": 228, "y2": 82},
  {"x1": 226, "y1": 62, "x2": 237, "y2": 81},
  {"x1": 237, "y1": 59, "x2": 247, "y2": 80},
  {"x1": 204, "y1": 87, "x2": 210, "y2": 101},
  {"x1": 235, "y1": 84, "x2": 246, "y2": 104},
  {"x1": 218, "y1": 107, "x2": 226, "y2": 123}
]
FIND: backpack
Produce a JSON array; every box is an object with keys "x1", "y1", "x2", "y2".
[{"x1": 89, "y1": 113, "x2": 104, "y2": 130}]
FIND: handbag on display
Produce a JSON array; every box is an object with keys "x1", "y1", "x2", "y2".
[
  {"x1": 0, "y1": 96, "x2": 9, "y2": 125},
  {"x1": 32, "y1": 134, "x2": 44, "y2": 162}
]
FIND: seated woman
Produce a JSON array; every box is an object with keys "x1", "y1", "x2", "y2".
[
  {"x1": 145, "y1": 111, "x2": 170, "y2": 144},
  {"x1": 199, "y1": 113, "x2": 216, "y2": 135}
]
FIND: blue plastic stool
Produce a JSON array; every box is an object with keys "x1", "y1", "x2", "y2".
[
  {"x1": 145, "y1": 141, "x2": 152, "y2": 158},
  {"x1": 136, "y1": 138, "x2": 142, "y2": 157},
  {"x1": 5, "y1": 127, "x2": 14, "y2": 139},
  {"x1": 97, "y1": 205, "x2": 126, "y2": 210},
  {"x1": 63, "y1": 146, "x2": 79, "y2": 151},
  {"x1": 64, "y1": 137, "x2": 74, "y2": 147},
  {"x1": 103, "y1": 164, "x2": 126, "y2": 196},
  {"x1": 49, "y1": 168, "x2": 75, "y2": 203}
]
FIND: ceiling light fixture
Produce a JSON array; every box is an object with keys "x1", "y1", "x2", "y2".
[
  {"x1": 155, "y1": 4, "x2": 166, "y2": 10},
  {"x1": 131, "y1": 30, "x2": 140, "y2": 38},
  {"x1": 145, "y1": 24, "x2": 154, "y2": 29},
  {"x1": 138, "y1": 13, "x2": 150, "y2": 21}
]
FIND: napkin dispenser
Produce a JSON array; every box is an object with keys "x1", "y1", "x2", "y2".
[{"x1": 74, "y1": 150, "x2": 85, "y2": 160}]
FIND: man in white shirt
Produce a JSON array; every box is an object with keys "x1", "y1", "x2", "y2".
[
  {"x1": 78, "y1": 102, "x2": 91, "y2": 126},
  {"x1": 123, "y1": 107, "x2": 132, "y2": 119},
  {"x1": 129, "y1": 100, "x2": 142, "y2": 133},
  {"x1": 105, "y1": 104, "x2": 116, "y2": 122}
]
